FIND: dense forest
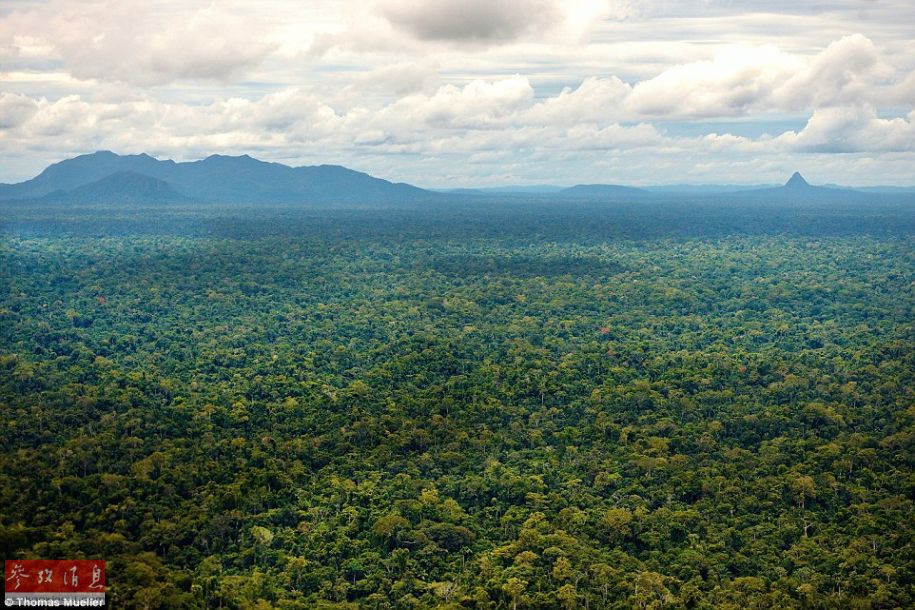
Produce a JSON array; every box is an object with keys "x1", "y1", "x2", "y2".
[{"x1": 1, "y1": 198, "x2": 913, "y2": 608}]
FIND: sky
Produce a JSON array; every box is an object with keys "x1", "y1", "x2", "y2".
[{"x1": 1, "y1": 0, "x2": 914, "y2": 187}]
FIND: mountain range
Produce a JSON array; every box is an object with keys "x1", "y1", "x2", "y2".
[
  {"x1": 1, "y1": 152, "x2": 913, "y2": 205},
  {"x1": 0, "y1": 151, "x2": 432, "y2": 204}
]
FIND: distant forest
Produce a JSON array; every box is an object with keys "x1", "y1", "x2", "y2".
[{"x1": 1, "y1": 197, "x2": 913, "y2": 609}]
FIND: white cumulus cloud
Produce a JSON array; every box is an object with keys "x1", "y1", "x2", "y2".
[{"x1": 779, "y1": 105, "x2": 915, "y2": 153}]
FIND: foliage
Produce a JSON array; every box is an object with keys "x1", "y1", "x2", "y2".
[{"x1": 1, "y1": 199, "x2": 913, "y2": 608}]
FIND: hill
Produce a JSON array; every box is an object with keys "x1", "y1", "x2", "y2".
[
  {"x1": 34, "y1": 170, "x2": 191, "y2": 204},
  {"x1": 557, "y1": 184, "x2": 650, "y2": 200}
]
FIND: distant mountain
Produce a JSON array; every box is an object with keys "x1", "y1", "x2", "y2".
[
  {"x1": 557, "y1": 184, "x2": 649, "y2": 199},
  {"x1": 0, "y1": 151, "x2": 438, "y2": 204},
  {"x1": 35, "y1": 170, "x2": 191, "y2": 204}
]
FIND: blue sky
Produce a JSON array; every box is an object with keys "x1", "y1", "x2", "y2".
[{"x1": 1, "y1": 0, "x2": 914, "y2": 186}]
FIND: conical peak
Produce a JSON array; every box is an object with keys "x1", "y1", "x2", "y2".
[{"x1": 785, "y1": 172, "x2": 810, "y2": 188}]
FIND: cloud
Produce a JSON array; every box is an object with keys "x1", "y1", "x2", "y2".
[
  {"x1": 0, "y1": 40, "x2": 18, "y2": 61},
  {"x1": 0, "y1": 92, "x2": 38, "y2": 129},
  {"x1": 774, "y1": 34, "x2": 895, "y2": 109},
  {"x1": 625, "y1": 44, "x2": 802, "y2": 118},
  {"x1": 0, "y1": 0, "x2": 275, "y2": 86},
  {"x1": 621, "y1": 35, "x2": 909, "y2": 119},
  {"x1": 308, "y1": 0, "x2": 633, "y2": 57},
  {"x1": 307, "y1": 12, "x2": 420, "y2": 58},
  {"x1": 379, "y1": 0, "x2": 562, "y2": 42},
  {"x1": 524, "y1": 77, "x2": 633, "y2": 124},
  {"x1": 779, "y1": 105, "x2": 915, "y2": 153},
  {"x1": 342, "y1": 62, "x2": 441, "y2": 100},
  {"x1": 412, "y1": 76, "x2": 534, "y2": 126},
  {"x1": 887, "y1": 71, "x2": 915, "y2": 105},
  {"x1": 564, "y1": 122, "x2": 663, "y2": 149},
  {"x1": 376, "y1": 0, "x2": 614, "y2": 45}
]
